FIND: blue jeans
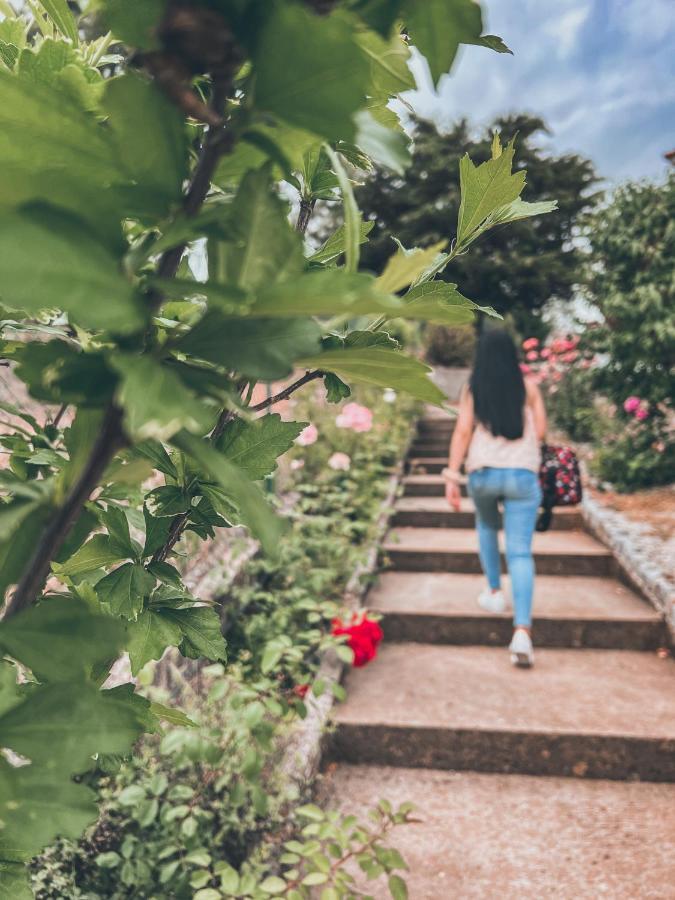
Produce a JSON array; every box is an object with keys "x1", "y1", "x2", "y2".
[{"x1": 468, "y1": 467, "x2": 542, "y2": 627}]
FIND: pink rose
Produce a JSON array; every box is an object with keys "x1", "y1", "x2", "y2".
[
  {"x1": 540, "y1": 348, "x2": 551, "y2": 359},
  {"x1": 526, "y1": 350, "x2": 539, "y2": 361},
  {"x1": 522, "y1": 337, "x2": 539, "y2": 350},
  {"x1": 635, "y1": 407, "x2": 649, "y2": 421},
  {"x1": 520, "y1": 363, "x2": 531, "y2": 375},
  {"x1": 561, "y1": 351, "x2": 578, "y2": 363},
  {"x1": 336, "y1": 402, "x2": 373, "y2": 433},
  {"x1": 328, "y1": 451, "x2": 351, "y2": 471},
  {"x1": 623, "y1": 396, "x2": 641, "y2": 414},
  {"x1": 296, "y1": 424, "x2": 318, "y2": 446}
]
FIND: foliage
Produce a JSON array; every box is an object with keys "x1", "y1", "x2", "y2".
[
  {"x1": 347, "y1": 114, "x2": 596, "y2": 336},
  {"x1": 424, "y1": 325, "x2": 476, "y2": 367},
  {"x1": 31, "y1": 388, "x2": 417, "y2": 898},
  {"x1": 0, "y1": 0, "x2": 555, "y2": 887}
]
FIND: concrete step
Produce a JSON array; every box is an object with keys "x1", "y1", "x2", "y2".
[
  {"x1": 407, "y1": 457, "x2": 448, "y2": 474},
  {"x1": 320, "y1": 765, "x2": 675, "y2": 899},
  {"x1": 383, "y1": 527, "x2": 615, "y2": 577},
  {"x1": 328, "y1": 644, "x2": 675, "y2": 780},
  {"x1": 368, "y1": 572, "x2": 666, "y2": 650},
  {"x1": 409, "y1": 443, "x2": 452, "y2": 458},
  {"x1": 393, "y1": 496, "x2": 584, "y2": 530},
  {"x1": 402, "y1": 474, "x2": 466, "y2": 497}
]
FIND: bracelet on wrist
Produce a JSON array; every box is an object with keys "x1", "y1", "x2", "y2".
[{"x1": 441, "y1": 467, "x2": 462, "y2": 484}]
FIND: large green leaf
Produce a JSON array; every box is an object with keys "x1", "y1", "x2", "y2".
[
  {"x1": 52, "y1": 534, "x2": 128, "y2": 578},
  {"x1": 94, "y1": 0, "x2": 165, "y2": 49},
  {"x1": 0, "y1": 69, "x2": 125, "y2": 241},
  {"x1": 254, "y1": 3, "x2": 369, "y2": 141},
  {"x1": 0, "y1": 210, "x2": 143, "y2": 333},
  {"x1": 95, "y1": 563, "x2": 155, "y2": 620},
  {"x1": 174, "y1": 313, "x2": 322, "y2": 381},
  {"x1": 401, "y1": 281, "x2": 496, "y2": 325},
  {"x1": 224, "y1": 168, "x2": 304, "y2": 291},
  {"x1": 0, "y1": 860, "x2": 32, "y2": 900},
  {"x1": 172, "y1": 431, "x2": 286, "y2": 556},
  {"x1": 250, "y1": 270, "x2": 401, "y2": 318},
  {"x1": 353, "y1": 109, "x2": 411, "y2": 175},
  {"x1": 457, "y1": 137, "x2": 526, "y2": 246},
  {"x1": 34, "y1": 0, "x2": 79, "y2": 44},
  {"x1": 0, "y1": 681, "x2": 146, "y2": 772},
  {"x1": 104, "y1": 73, "x2": 188, "y2": 212},
  {"x1": 159, "y1": 607, "x2": 227, "y2": 662},
  {"x1": 0, "y1": 597, "x2": 126, "y2": 683},
  {"x1": 376, "y1": 241, "x2": 447, "y2": 293},
  {"x1": 214, "y1": 121, "x2": 317, "y2": 189},
  {"x1": 17, "y1": 39, "x2": 101, "y2": 112},
  {"x1": 111, "y1": 355, "x2": 213, "y2": 442},
  {"x1": 216, "y1": 414, "x2": 305, "y2": 481},
  {"x1": 0, "y1": 760, "x2": 97, "y2": 862},
  {"x1": 356, "y1": 27, "x2": 415, "y2": 99},
  {"x1": 126, "y1": 609, "x2": 182, "y2": 674},
  {"x1": 298, "y1": 340, "x2": 447, "y2": 405},
  {"x1": 404, "y1": 0, "x2": 483, "y2": 83},
  {"x1": 309, "y1": 221, "x2": 374, "y2": 265}
]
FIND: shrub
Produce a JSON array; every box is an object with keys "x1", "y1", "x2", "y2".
[{"x1": 425, "y1": 325, "x2": 476, "y2": 367}]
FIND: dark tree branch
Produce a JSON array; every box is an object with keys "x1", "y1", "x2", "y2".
[
  {"x1": 250, "y1": 370, "x2": 323, "y2": 413},
  {"x1": 5, "y1": 406, "x2": 126, "y2": 618},
  {"x1": 3, "y1": 87, "x2": 233, "y2": 620},
  {"x1": 295, "y1": 198, "x2": 316, "y2": 234}
]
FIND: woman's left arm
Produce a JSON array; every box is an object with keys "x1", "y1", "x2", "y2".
[
  {"x1": 444, "y1": 386, "x2": 474, "y2": 509},
  {"x1": 528, "y1": 379, "x2": 548, "y2": 441}
]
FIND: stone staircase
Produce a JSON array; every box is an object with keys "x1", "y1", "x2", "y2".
[{"x1": 323, "y1": 411, "x2": 675, "y2": 898}]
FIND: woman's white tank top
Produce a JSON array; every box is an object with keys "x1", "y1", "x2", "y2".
[{"x1": 466, "y1": 405, "x2": 540, "y2": 473}]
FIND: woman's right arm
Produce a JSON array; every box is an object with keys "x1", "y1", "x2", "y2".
[
  {"x1": 528, "y1": 379, "x2": 548, "y2": 441},
  {"x1": 444, "y1": 386, "x2": 474, "y2": 509}
]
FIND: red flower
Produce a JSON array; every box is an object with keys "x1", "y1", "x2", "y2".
[
  {"x1": 332, "y1": 612, "x2": 384, "y2": 668},
  {"x1": 293, "y1": 683, "x2": 309, "y2": 699}
]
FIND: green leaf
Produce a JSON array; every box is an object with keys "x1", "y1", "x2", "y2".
[
  {"x1": 223, "y1": 167, "x2": 304, "y2": 291},
  {"x1": 0, "y1": 681, "x2": 146, "y2": 772},
  {"x1": 467, "y1": 33, "x2": 513, "y2": 55},
  {"x1": 173, "y1": 430, "x2": 286, "y2": 556},
  {"x1": 111, "y1": 355, "x2": 212, "y2": 442},
  {"x1": 251, "y1": 270, "x2": 402, "y2": 319},
  {"x1": 148, "y1": 699, "x2": 196, "y2": 728},
  {"x1": 174, "y1": 313, "x2": 321, "y2": 381},
  {"x1": 0, "y1": 759, "x2": 97, "y2": 862},
  {"x1": 52, "y1": 534, "x2": 128, "y2": 577},
  {"x1": 388, "y1": 873, "x2": 409, "y2": 900},
  {"x1": 309, "y1": 220, "x2": 374, "y2": 265},
  {"x1": 404, "y1": 0, "x2": 483, "y2": 84},
  {"x1": 126, "y1": 609, "x2": 183, "y2": 674},
  {"x1": 135, "y1": 440, "x2": 178, "y2": 479},
  {"x1": 376, "y1": 241, "x2": 447, "y2": 293},
  {"x1": 324, "y1": 372, "x2": 351, "y2": 404},
  {"x1": 0, "y1": 506, "x2": 51, "y2": 605},
  {"x1": 159, "y1": 606, "x2": 227, "y2": 662},
  {"x1": 104, "y1": 73, "x2": 188, "y2": 211},
  {"x1": 353, "y1": 109, "x2": 411, "y2": 175},
  {"x1": 0, "y1": 210, "x2": 142, "y2": 333},
  {"x1": 60, "y1": 408, "x2": 106, "y2": 497},
  {"x1": 457, "y1": 138, "x2": 528, "y2": 247},
  {"x1": 214, "y1": 121, "x2": 317, "y2": 189},
  {"x1": 0, "y1": 597, "x2": 126, "y2": 683},
  {"x1": 479, "y1": 196, "x2": 559, "y2": 230},
  {"x1": 96, "y1": 504, "x2": 136, "y2": 558},
  {"x1": 0, "y1": 861, "x2": 32, "y2": 900},
  {"x1": 324, "y1": 145, "x2": 361, "y2": 274},
  {"x1": 95, "y1": 563, "x2": 155, "y2": 620},
  {"x1": 95, "y1": 0, "x2": 164, "y2": 49},
  {"x1": 216, "y1": 414, "x2": 305, "y2": 481},
  {"x1": 34, "y1": 0, "x2": 79, "y2": 44},
  {"x1": 399, "y1": 281, "x2": 494, "y2": 325},
  {"x1": 298, "y1": 340, "x2": 447, "y2": 405},
  {"x1": 142, "y1": 505, "x2": 174, "y2": 558},
  {"x1": 254, "y1": 3, "x2": 369, "y2": 141},
  {"x1": 356, "y1": 27, "x2": 415, "y2": 99}
]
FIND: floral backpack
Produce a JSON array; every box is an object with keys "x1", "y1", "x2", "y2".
[{"x1": 536, "y1": 444, "x2": 582, "y2": 532}]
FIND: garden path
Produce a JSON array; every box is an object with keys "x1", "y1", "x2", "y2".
[{"x1": 322, "y1": 401, "x2": 675, "y2": 898}]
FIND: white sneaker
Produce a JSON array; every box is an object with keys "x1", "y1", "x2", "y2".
[
  {"x1": 509, "y1": 629, "x2": 534, "y2": 668},
  {"x1": 477, "y1": 588, "x2": 507, "y2": 614}
]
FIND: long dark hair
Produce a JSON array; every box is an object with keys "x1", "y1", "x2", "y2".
[{"x1": 470, "y1": 329, "x2": 525, "y2": 440}]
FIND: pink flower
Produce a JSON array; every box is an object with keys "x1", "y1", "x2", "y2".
[
  {"x1": 635, "y1": 407, "x2": 649, "y2": 421},
  {"x1": 623, "y1": 396, "x2": 641, "y2": 414},
  {"x1": 522, "y1": 337, "x2": 539, "y2": 350},
  {"x1": 540, "y1": 348, "x2": 551, "y2": 359},
  {"x1": 520, "y1": 363, "x2": 531, "y2": 375},
  {"x1": 336, "y1": 402, "x2": 373, "y2": 433},
  {"x1": 296, "y1": 424, "x2": 318, "y2": 446},
  {"x1": 561, "y1": 351, "x2": 578, "y2": 363},
  {"x1": 526, "y1": 350, "x2": 539, "y2": 362},
  {"x1": 328, "y1": 452, "x2": 351, "y2": 471}
]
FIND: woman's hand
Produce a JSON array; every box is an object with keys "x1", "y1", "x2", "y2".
[{"x1": 445, "y1": 479, "x2": 462, "y2": 511}]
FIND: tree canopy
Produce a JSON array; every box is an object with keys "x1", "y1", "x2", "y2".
[{"x1": 350, "y1": 113, "x2": 599, "y2": 335}]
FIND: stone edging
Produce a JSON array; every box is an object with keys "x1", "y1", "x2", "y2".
[
  {"x1": 582, "y1": 492, "x2": 675, "y2": 640},
  {"x1": 279, "y1": 454, "x2": 407, "y2": 791}
]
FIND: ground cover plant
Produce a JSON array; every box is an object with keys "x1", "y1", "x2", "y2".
[{"x1": 0, "y1": 1, "x2": 555, "y2": 895}]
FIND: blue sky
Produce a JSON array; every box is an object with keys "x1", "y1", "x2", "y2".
[{"x1": 405, "y1": 0, "x2": 675, "y2": 183}]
